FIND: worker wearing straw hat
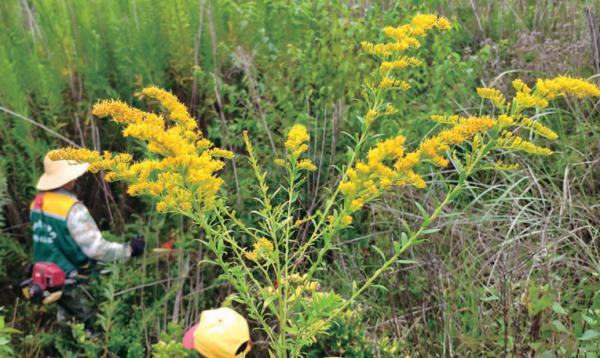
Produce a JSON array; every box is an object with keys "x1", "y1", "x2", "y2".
[
  {"x1": 182, "y1": 307, "x2": 252, "y2": 357},
  {"x1": 29, "y1": 152, "x2": 145, "y2": 329}
]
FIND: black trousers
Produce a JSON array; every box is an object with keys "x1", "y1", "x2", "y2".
[{"x1": 56, "y1": 284, "x2": 96, "y2": 329}]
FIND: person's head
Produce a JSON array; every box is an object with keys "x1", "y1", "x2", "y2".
[
  {"x1": 36, "y1": 152, "x2": 88, "y2": 192},
  {"x1": 182, "y1": 307, "x2": 252, "y2": 357}
]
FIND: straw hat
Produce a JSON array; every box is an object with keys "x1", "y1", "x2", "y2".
[
  {"x1": 182, "y1": 307, "x2": 251, "y2": 357},
  {"x1": 36, "y1": 152, "x2": 89, "y2": 191}
]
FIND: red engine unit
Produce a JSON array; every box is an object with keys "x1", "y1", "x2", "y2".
[{"x1": 31, "y1": 262, "x2": 65, "y2": 290}]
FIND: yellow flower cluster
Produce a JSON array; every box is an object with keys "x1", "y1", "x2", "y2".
[
  {"x1": 245, "y1": 237, "x2": 275, "y2": 262},
  {"x1": 518, "y1": 117, "x2": 558, "y2": 140},
  {"x1": 536, "y1": 76, "x2": 600, "y2": 99},
  {"x1": 267, "y1": 274, "x2": 322, "y2": 304},
  {"x1": 513, "y1": 76, "x2": 600, "y2": 110},
  {"x1": 497, "y1": 130, "x2": 553, "y2": 155},
  {"x1": 493, "y1": 160, "x2": 520, "y2": 171},
  {"x1": 50, "y1": 148, "x2": 133, "y2": 174},
  {"x1": 338, "y1": 118, "x2": 494, "y2": 217},
  {"x1": 298, "y1": 159, "x2": 317, "y2": 171},
  {"x1": 419, "y1": 116, "x2": 495, "y2": 167},
  {"x1": 379, "y1": 57, "x2": 422, "y2": 74},
  {"x1": 50, "y1": 87, "x2": 233, "y2": 213},
  {"x1": 359, "y1": 14, "x2": 451, "y2": 128},
  {"x1": 341, "y1": 215, "x2": 353, "y2": 225},
  {"x1": 384, "y1": 104, "x2": 398, "y2": 115},
  {"x1": 283, "y1": 124, "x2": 318, "y2": 171},
  {"x1": 477, "y1": 87, "x2": 506, "y2": 108},
  {"x1": 142, "y1": 86, "x2": 197, "y2": 130},
  {"x1": 514, "y1": 91, "x2": 549, "y2": 109},
  {"x1": 285, "y1": 124, "x2": 310, "y2": 157},
  {"x1": 365, "y1": 110, "x2": 378, "y2": 125},
  {"x1": 379, "y1": 77, "x2": 410, "y2": 90},
  {"x1": 432, "y1": 75, "x2": 600, "y2": 161},
  {"x1": 497, "y1": 114, "x2": 515, "y2": 127}
]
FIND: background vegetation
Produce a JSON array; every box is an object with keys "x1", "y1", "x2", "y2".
[{"x1": 0, "y1": 0, "x2": 598, "y2": 356}]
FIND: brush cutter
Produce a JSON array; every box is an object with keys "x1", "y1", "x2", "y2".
[{"x1": 20, "y1": 262, "x2": 75, "y2": 305}]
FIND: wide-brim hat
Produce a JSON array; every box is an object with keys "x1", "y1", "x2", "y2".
[
  {"x1": 182, "y1": 307, "x2": 251, "y2": 357},
  {"x1": 36, "y1": 152, "x2": 89, "y2": 191}
]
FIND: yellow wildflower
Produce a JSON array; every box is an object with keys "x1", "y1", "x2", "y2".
[
  {"x1": 285, "y1": 124, "x2": 310, "y2": 157},
  {"x1": 142, "y1": 87, "x2": 197, "y2": 130},
  {"x1": 287, "y1": 274, "x2": 306, "y2": 283},
  {"x1": 436, "y1": 16, "x2": 452, "y2": 30},
  {"x1": 411, "y1": 14, "x2": 449, "y2": 34},
  {"x1": 497, "y1": 114, "x2": 514, "y2": 127},
  {"x1": 518, "y1": 117, "x2": 558, "y2": 140},
  {"x1": 49, "y1": 148, "x2": 101, "y2": 169},
  {"x1": 384, "y1": 104, "x2": 398, "y2": 115},
  {"x1": 477, "y1": 87, "x2": 506, "y2": 107},
  {"x1": 497, "y1": 130, "x2": 553, "y2": 155},
  {"x1": 244, "y1": 251, "x2": 257, "y2": 262},
  {"x1": 341, "y1": 215, "x2": 353, "y2": 225},
  {"x1": 92, "y1": 100, "x2": 148, "y2": 125},
  {"x1": 405, "y1": 170, "x2": 426, "y2": 188},
  {"x1": 350, "y1": 197, "x2": 365, "y2": 211},
  {"x1": 419, "y1": 116, "x2": 495, "y2": 167},
  {"x1": 339, "y1": 181, "x2": 357, "y2": 196},
  {"x1": 53, "y1": 87, "x2": 231, "y2": 213},
  {"x1": 512, "y1": 79, "x2": 531, "y2": 94},
  {"x1": 298, "y1": 159, "x2": 317, "y2": 171},
  {"x1": 381, "y1": 28, "x2": 420, "y2": 49},
  {"x1": 515, "y1": 91, "x2": 548, "y2": 109},
  {"x1": 379, "y1": 77, "x2": 410, "y2": 90},
  {"x1": 536, "y1": 76, "x2": 600, "y2": 100},
  {"x1": 274, "y1": 158, "x2": 285, "y2": 167},
  {"x1": 379, "y1": 57, "x2": 422, "y2": 73},
  {"x1": 245, "y1": 237, "x2": 275, "y2": 262},
  {"x1": 365, "y1": 109, "x2": 378, "y2": 126},
  {"x1": 394, "y1": 151, "x2": 420, "y2": 171},
  {"x1": 305, "y1": 281, "x2": 319, "y2": 292},
  {"x1": 361, "y1": 41, "x2": 408, "y2": 57},
  {"x1": 494, "y1": 160, "x2": 520, "y2": 171},
  {"x1": 207, "y1": 148, "x2": 235, "y2": 159}
]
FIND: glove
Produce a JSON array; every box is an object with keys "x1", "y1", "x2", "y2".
[{"x1": 129, "y1": 235, "x2": 146, "y2": 257}]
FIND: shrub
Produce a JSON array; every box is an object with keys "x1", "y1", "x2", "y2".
[{"x1": 50, "y1": 13, "x2": 600, "y2": 357}]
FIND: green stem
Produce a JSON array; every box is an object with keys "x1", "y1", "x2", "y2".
[
  {"x1": 305, "y1": 142, "x2": 491, "y2": 338},
  {"x1": 292, "y1": 129, "x2": 370, "y2": 262}
]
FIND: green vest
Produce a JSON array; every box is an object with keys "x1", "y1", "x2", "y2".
[{"x1": 30, "y1": 190, "x2": 89, "y2": 274}]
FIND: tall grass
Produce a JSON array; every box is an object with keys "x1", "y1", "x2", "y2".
[{"x1": 0, "y1": 0, "x2": 598, "y2": 356}]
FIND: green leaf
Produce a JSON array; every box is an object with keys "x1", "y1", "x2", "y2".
[
  {"x1": 401, "y1": 222, "x2": 412, "y2": 236},
  {"x1": 414, "y1": 202, "x2": 429, "y2": 220},
  {"x1": 262, "y1": 295, "x2": 278, "y2": 314},
  {"x1": 396, "y1": 259, "x2": 416, "y2": 265},
  {"x1": 393, "y1": 241, "x2": 401, "y2": 254},
  {"x1": 400, "y1": 232, "x2": 408, "y2": 247},
  {"x1": 578, "y1": 329, "x2": 599, "y2": 341},
  {"x1": 582, "y1": 314, "x2": 597, "y2": 326},
  {"x1": 371, "y1": 245, "x2": 386, "y2": 261},
  {"x1": 421, "y1": 228, "x2": 440, "y2": 235},
  {"x1": 552, "y1": 302, "x2": 567, "y2": 315},
  {"x1": 551, "y1": 320, "x2": 568, "y2": 334},
  {"x1": 372, "y1": 284, "x2": 388, "y2": 293}
]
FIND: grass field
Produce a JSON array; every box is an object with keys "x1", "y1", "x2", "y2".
[{"x1": 0, "y1": 0, "x2": 599, "y2": 356}]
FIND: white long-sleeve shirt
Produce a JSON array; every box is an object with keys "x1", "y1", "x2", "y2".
[{"x1": 66, "y1": 203, "x2": 131, "y2": 261}]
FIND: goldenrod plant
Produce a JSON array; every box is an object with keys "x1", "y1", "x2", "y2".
[{"x1": 51, "y1": 14, "x2": 600, "y2": 357}]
